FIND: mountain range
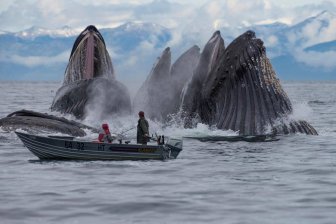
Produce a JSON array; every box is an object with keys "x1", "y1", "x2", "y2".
[{"x1": 0, "y1": 10, "x2": 335, "y2": 84}]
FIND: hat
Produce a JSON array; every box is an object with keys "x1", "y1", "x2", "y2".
[{"x1": 138, "y1": 111, "x2": 145, "y2": 117}]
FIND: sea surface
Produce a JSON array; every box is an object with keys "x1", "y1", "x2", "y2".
[{"x1": 0, "y1": 81, "x2": 335, "y2": 224}]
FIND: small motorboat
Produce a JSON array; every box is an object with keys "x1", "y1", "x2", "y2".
[{"x1": 15, "y1": 131, "x2": 182, "y2": 161}]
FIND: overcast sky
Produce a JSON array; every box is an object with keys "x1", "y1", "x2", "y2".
[
  {"x1": 0, "y1": 0, "x2": 335, "y2": 80},
  {"x1": 0, "y1": 0, "x2": 335, "y2": 32}
]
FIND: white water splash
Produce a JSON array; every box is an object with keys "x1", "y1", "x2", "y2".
[
  {"x1": 289, "y1": 101, "x2": 314, "y2": 121},
  {"x1": 82, "y1": 111, "x2": 238, "y2": 142}
]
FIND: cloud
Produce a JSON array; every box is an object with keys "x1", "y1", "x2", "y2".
[
  {"x1": 172, "y1": 0, "x2": 286, "y2": 49},
  {"x1": 1, "y1": 0, "x2": 335, "y2": 77},
  {"x1": 1, "y1": 0, "x2": 335, "y2": 35},
  {"x1": 0, "y1": 0, "x2": 136, "y2": 31},
  {"x1": 202, "y1": 0, "x2": 279, "y2": 26},
  {"x1": 0, "y1": 51, "x2": 70, "y2": 67},
  {"x1": 0, "y1": 0, "x2": 192, "y2": 32},
  {"x1": 284, "y1": 10, "x2": 336, "y2": 50},
  {"x1": 290, "y1": 1, "x2": 336, "y2": 23},
  {"x1": 75, "y1": 0, "x2": 148, "y2": 5},
  {"x1": 293, "y1": 49, "x2": 336, "y2": 70},
  {"x1": 266, "y1": 35, "x2": 279, "y2": 47}
]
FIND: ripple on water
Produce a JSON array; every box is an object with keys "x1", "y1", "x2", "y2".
[{"x1": 1, "y1": 81, "x2": 336, "y2": 223}]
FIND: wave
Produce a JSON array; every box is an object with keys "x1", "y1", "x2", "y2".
[{"x1": 308, "y1": 100, "x2": 336, "y2": 105}]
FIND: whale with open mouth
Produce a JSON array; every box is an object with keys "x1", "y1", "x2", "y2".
[
  {"x1": 0, "y1": 25, "x2": 131, "y2": 136},
  {"x1": 182, "y1": 30, "x2": 317, "y2": 135},
  {"x1": 51, "y1": 25, "x2": 131, "y2": 119},
  {"x1": 136, "y1": 30, "x2": 317, "y2": 135}
]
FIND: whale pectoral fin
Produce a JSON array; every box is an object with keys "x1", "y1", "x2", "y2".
[
  {"x1": 272, "y1": 120, "x2": 318, "y2": 135},
  {"x1": 291, "y1": 120, "x2": 318, "y2": 135},
  {"x1": 0, "y1": 109, "x2": 98, "y2": 136}
]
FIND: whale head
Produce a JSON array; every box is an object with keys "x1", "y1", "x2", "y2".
[
  {"x1": 51, "y1": 25, "x2": 131, "y2": 119},
  {"x1": 63, "y1": 25, "x2": 114, "y2": 84}
]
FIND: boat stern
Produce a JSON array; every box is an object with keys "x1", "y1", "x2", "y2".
[{"x1": 164, "y1": 138, "x2": 183, "y2": 159}]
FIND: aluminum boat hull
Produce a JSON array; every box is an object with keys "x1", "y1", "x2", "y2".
[{"x1": 15, "y1": 132, "x2": 182, "y2": 161}]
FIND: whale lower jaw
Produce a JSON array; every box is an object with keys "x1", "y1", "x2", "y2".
[
  {"x1": 51, "y1": 78, "x2": 131, "y2": 120},
  {"x1": 194, "y1": 31, "x2": 318, "y2": 136},
  {"x1": 135, "y1": 30, "x2": 318, "y2": 136},
  {"x1": 50, "y1": 25, "x2": 131, "y2": 120},
  {"x1": 271, "y1": 120, "x2": 318, "y2": 135}
]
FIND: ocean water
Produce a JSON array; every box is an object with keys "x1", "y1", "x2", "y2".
[{"x1": 0, "y1": 81, "x2": 335, "y2": 224}]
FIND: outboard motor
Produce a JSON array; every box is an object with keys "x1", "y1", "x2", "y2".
[{"x1": 157, "y1": 135, "x2": 165, "y2": 145}]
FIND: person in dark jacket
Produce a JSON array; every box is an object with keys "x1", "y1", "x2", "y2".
[{"x1": 137, "y1": 111, "x2": 149, "y2": 144}]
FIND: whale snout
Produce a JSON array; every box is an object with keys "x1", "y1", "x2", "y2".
[{"x1": 63, "y1": 26, "x2": 114, "y2": 84}]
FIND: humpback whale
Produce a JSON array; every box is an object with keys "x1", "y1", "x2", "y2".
[
  {"x1": 133, "y1": 46, "x2": 200, "y2": 120},
  {"x1": 181, "y1": 31, "x2": 225, "y2": 127},
  {"x1": 181, "y1": 30, "x2": 317, "y2": 135},
  {"x1": 133, "y1": 47, "x2": 172, "y2": 120},
  {"x1": 0, "y1": 26, "x2": 317, "y2": 137},
  {"x1": 137, "y1": 30, "x2": 317, "y2": 135},
  {"x1": 0, "y1": 110, "x2": 97, "y2": 136},
  {"x1": 51, "y1": 25, "x2": 131, "y2": 119},
  {"x1": 0, "y1": 25, "x2": 130, "y2": 136}
]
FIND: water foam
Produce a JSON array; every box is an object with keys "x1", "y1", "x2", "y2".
[
  {"x1": 83, "y1": 112, "x2": 238, "y2": 141},
  {"x1": 289, "y1": 101, "x2": 314, "y2": 121}
]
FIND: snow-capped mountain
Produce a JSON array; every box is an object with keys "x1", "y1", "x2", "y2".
[
  {"x1": 101, "y1": 22, "x2": 171, "y2": 53},
  {"x1": 0, "y1": 22, "x2": 172, "y2": 81},
  {"x1": 306, "y1": 40, "x2": 336, "y2": 52},
  {"x1": 0, "y1": 11, "x2": 335, "y2": 82},
  {"x1": 14, "y1": 26, "x2": 82, "y2": 39},
  {"x1": 251, "y1": 10, "x2": 336, "y2": 79}
]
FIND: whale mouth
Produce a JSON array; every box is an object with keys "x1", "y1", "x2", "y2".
[
  {"x1": 63, "y1": 25, "x2": 113, "y2": 85},
  {"x1": 242, "y1": 30, "x2": 265, "y2": 53}
]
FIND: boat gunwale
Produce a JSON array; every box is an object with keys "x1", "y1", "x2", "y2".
[{"x1": 15, "y1": 131, "x2": 182, "y2": 160}]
